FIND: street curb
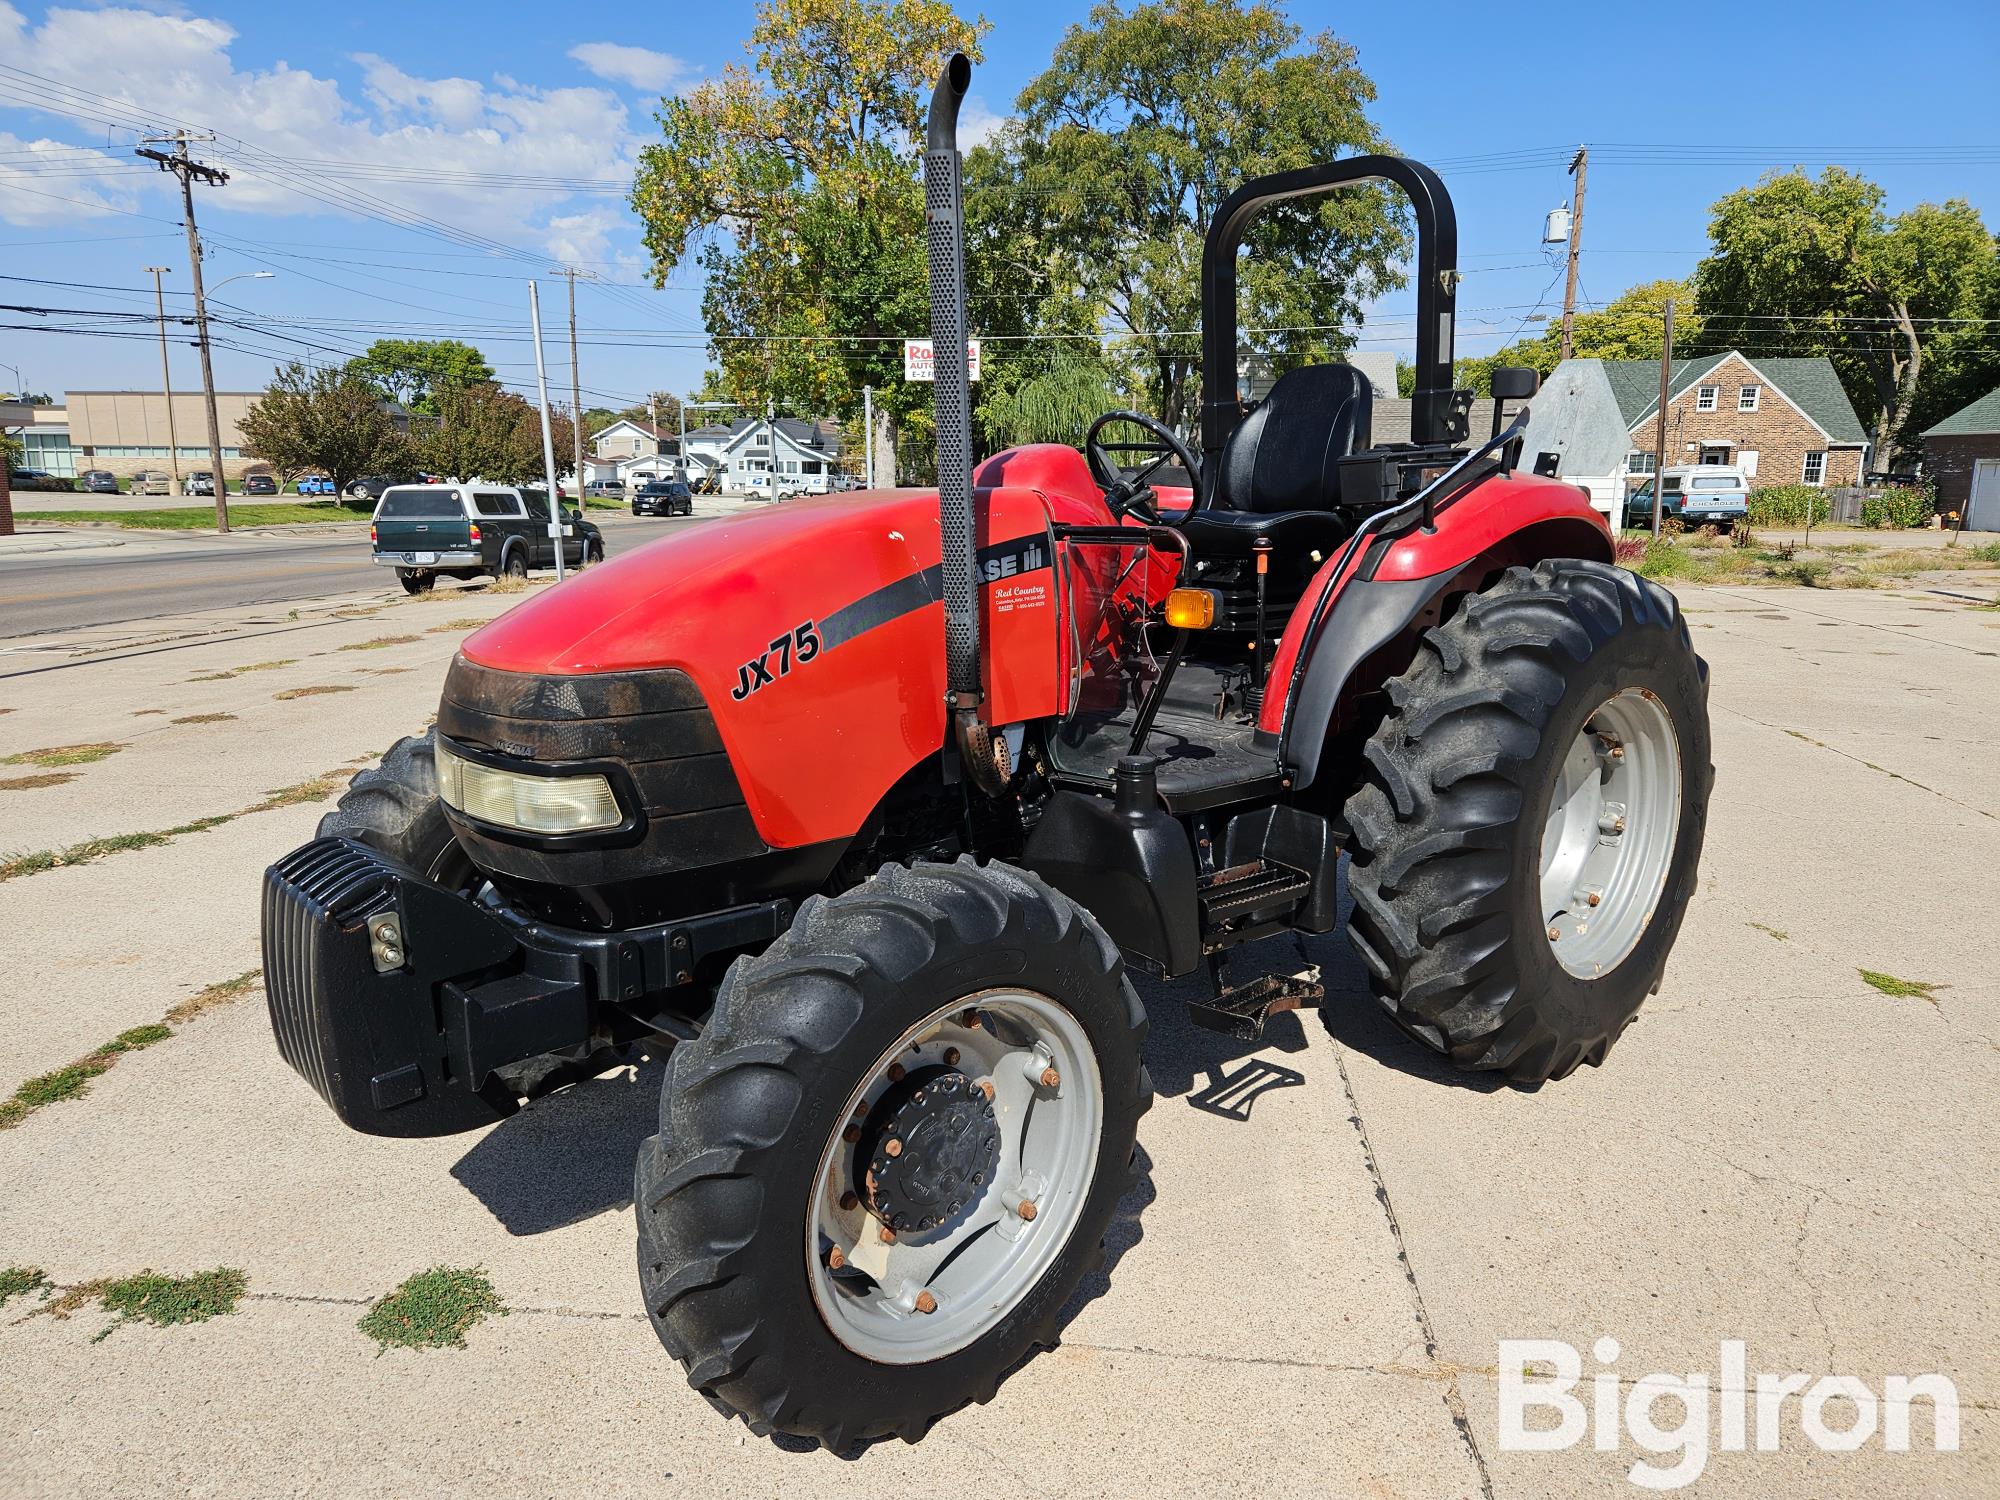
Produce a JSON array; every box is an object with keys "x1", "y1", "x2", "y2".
[{"x1": 0, "y1": 532, "x2": 129, "y2": 555}]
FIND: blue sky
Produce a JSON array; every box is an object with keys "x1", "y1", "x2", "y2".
[{"x1": 2, "y1": 0, "x2": 1996, "y2": 412}]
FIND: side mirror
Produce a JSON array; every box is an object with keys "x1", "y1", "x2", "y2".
[{"x1": 1491, "y1": 366, "x2": 1539, "y2": 401}]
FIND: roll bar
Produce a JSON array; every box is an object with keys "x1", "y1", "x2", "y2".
[{"x1": 1199, "y1": 156, "x2": 1463, "y2": 459}]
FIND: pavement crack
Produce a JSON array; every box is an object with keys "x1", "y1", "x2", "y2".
[
  {"x1": 1721, "y1": 705, "x2": 1996, "y2": 821},
  {"x1": 1327, "y1": 1040, "x2": 1497, "y2": 1500}
]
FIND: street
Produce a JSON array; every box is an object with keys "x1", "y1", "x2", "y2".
[
  {"x1": 0, "y1": 512, "x2": 680, "y2": 642},
  {"x1": 0, "y1": 564, "x2": 1994, "y2": 1497}
]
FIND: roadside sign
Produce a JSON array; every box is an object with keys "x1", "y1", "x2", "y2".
[{"x1": 904, "y1": 339, "x2": 981, "y2": 383}]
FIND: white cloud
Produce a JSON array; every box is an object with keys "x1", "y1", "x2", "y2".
[
  {"x1": 0, "y1": 5, "x2": 646, "y2": 262},
  {"x1": 958, "y1": 95, "x2": 1008, "y2": 150},
  {"x1": 0, "y1": 132, "x2": 135, "y2": 224},
  {"x1": 567, "y1": 42, "x2": 693, "y2": 94}
]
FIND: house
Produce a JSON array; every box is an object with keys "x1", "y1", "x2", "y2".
[
  {"x1": 1918, "y1": 387, "x2": 2000, "y2": 531},
  {"x1": 1518, "y1": 353, "x2": 1870, "y2": 524},
  {"x1": 589, "y1": 417, "x2": 668, "y2": 464},
  {"x1": 705, "y1": 417, "x2": 845, "y2": 495},
  {"x1": 680, "y1": 423, "x2": 737, "y2": 486}
]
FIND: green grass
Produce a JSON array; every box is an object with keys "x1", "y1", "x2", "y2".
[
  {"x1": 1623, "y1": 533, "x2": 2000, "y2": 590},
  {"x1": 337, "y1": 635, "x2": 421, "y2": 651},
  {"x1": 1748, "y1": 922, "x2": 1789, "y2": 941},
  {"x1": 2, "y1": 742, "x2": 122, "y2": 768},
  {"x1": 1857, "y1": 968, "x2": 1944, "y2": 1003},
  {"x1": 0, "y1": 1024, "x2": 176, "y2": 1129},
  {"x1": 0, "y1": 1265, "x2": 50, "y2": 1307},
  {"x1": 358, "y1": 1267, "x2": 504, "y2": 1352},
  {"x1": 91, "y1": 1268, "x2": 247, "y2": 1340},
  {"x1": 0, "y1": 814, "x2": 235, "y2": 883},
  {"x1": 23, "y1": 502, "x2": 372, "y2": 530}
]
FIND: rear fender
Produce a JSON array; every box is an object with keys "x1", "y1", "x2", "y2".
[{"x1": 1269, "y1": 475, "x2": 1612, "y2": 793}]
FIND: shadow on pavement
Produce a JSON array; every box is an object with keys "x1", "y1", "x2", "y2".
[{"x1": 449, "y1": 1055, "x2": 663, "y2": 1234}]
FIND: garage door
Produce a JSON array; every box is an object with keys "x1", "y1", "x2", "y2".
[{"x1": 1971, "y1": 458, "x2": 2000, "y2": 532}]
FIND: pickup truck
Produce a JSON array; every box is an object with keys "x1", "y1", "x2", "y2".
[
  {"x1": 370, "y1": 482, "x2": 605, "y2": 594},
  {"x1": 1632, "y1": 465, "x2": 1751, "y2": 531}
]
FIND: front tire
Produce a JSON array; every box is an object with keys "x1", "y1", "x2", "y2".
[
  {"x1": 316, "y1": 730, "x2": 470, "y2": 888},
  {"x1": 635, "y1": 858, "x2": 1150, "y2": 1450},
  {"x1": 1343, "y1": 559, "x2": 1712, "y2": 1085}
]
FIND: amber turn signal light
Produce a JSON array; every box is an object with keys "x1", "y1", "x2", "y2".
[{"x1": 1163, "y1": 587, "x2": 1220, "y2": 630}]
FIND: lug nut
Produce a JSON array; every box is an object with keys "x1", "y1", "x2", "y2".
[
  {"x1": 888, "y1": 1063, "x2": 906, "y2": 1083},
  {"x1": 1017, "y1": 1199, "x2": 1038, "y2": 1222},
  {"x1": 959, "y1": 1009, "x2": 980, "y2": 1028},
  {"x1": 839, "y1": 1190, "x2": 859, "y2": 1211},
  {"x1": 1548, "y1": 926, "x2": 1562, "y2": 941},
  {"x1": 879, "y1": 1225, "x2": 897, "y2": 1244},
  {"x1": 843, "y1": 1124, "x2": 860, "y2": 1143},
  {"x1": 914, "y1": 1291, "x2": 937, "y2": 1314},
  {"x1": 1610, "y1": 745, "x2": 1625, "y2": 761},
  {"x1": 943, "y1": 1046, "x2": 960, "y2": 1066},
  {"x1": 977, "y1": 1078, "x2": 995, "y2": 1101},
  {"x1": 827, "y1": 1246, "x2": 846, "y2": 1270},
  {"x1": 1039, "y1": 1067, "x2": 1061, "y2": 1089},
  {"x1": 1586, "y1": 891, "x2": 1602, "y2": 907},
  {"x1": 884, "y1": 1138, "x2": 903, "y2": 1158},
  {"x1": 1613, "y1": 817, "x2": 1627, "y2": 834}
]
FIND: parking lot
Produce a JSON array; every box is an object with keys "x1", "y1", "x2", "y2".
[{"x1": 0, "y1": 568, "x2": 1994, "y2": 1497}]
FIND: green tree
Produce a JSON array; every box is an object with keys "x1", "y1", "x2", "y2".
[
  {"x1": 238, "y1": 363, "x2": 407, "y2": 498},
  {"x1": 409, "y1": 382, "x2": 576, "y2": 486},
  {"x1": 1693, "y1": 169, "x2": 1995, "y2": 456},
  {"x1": 348, "y1": 338, "x2": 496, "y2": 417},
  {"x1": 977, "y1": 346, "x2": 1122, "y2": 447},
  {"x1": 631, "y1": 0, "x2": 983, "y2": 478},
  {"x1": 1453, "y1": 279, "x2": 1703, "y2": 395},
  {"x1": 984, "y1": 0, "x2": 1407, "y2": 431}
]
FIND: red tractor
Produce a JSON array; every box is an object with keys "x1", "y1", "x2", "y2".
[{"x1": 263, "y1": 56, "x2": 1709, "y2": 1449}]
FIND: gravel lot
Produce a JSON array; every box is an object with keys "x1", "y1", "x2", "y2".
[{"x1": 0, "y1": 573, "x2": 1994, "y2": 1498}]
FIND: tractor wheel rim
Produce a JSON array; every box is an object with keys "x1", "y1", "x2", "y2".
[
  {"x1": 805, "y1": 988, "x2": 1103, "y2": 1364},
  {"x1": 1538, "y1": 686, "x2": 1682, "y2": 979}
]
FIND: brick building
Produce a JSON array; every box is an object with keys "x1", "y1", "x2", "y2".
[
  {"x1": 1918, "y1": 387, "x2": 2000, "y2": 530},
  {"x1": 1520, "y1": 353, "x2": 1870, "y2": 522}
]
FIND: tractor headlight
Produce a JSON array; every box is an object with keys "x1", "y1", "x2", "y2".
[{"x1": 434, "y1": 738, "x2": 623, "y2": 835}]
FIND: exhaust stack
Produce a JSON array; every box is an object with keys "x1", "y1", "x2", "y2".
[{"x1": 924, "y1": 53, "x2": 981, "y2": 736}]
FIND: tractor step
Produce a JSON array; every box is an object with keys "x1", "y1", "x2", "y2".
[
  {"x1": 1186, "y1": 963, "x2": 1324, "y2": 1042},
  {"x1": 1197, "y1": 859, "x2": 1313, "y2": 924}
]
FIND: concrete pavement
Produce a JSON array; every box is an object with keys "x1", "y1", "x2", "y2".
[{"x1": 0, "y1": 578, "x2": 1994, "y2": 1497}]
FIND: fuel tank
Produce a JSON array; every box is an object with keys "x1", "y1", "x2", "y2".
[{"x1": 460, "y1": 484, "x2": 1087, "y2": 850}]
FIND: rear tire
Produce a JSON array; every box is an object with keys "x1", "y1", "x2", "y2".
[
  {"x1": 502, "y1": 549, "x2": 529, "y2": 580},
  {"x1": 634, "y1": 858, "x2": 1150, "y2": 1450},
  {"x1": 397, "y1": 569, "x2": 435, "y2": 595},
  {"x1": 316, "y1": 730, "x2": 469, "y2": 889},
  {"x1": 1342, "y1": 559, "x2": 1712, "y2": 1085}
]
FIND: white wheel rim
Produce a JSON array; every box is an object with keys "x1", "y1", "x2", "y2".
[
  {"x1": 805, "y1": 989, "x2": 1103, "y2": 1364},
  {"x1": 1538, "y1": 686, "x2": 1682, "y2": 978}
]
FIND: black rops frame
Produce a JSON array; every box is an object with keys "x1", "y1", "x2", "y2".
[{"x1": 1199, "y1": 156, "x2": 1463, "y2": 459}]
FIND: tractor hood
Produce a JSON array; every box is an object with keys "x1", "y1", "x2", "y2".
[{"x1": 457, "y1": 486, "x2": 1072, "y2": 850}]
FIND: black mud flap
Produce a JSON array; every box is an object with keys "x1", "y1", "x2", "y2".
[{"x1": 262, "y1": 838, "x2": 584, "y2": 1137}]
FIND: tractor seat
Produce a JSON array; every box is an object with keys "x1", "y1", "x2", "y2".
[{"x1": 1179, "y1": 363, "x2": 1373, "y2": 557}]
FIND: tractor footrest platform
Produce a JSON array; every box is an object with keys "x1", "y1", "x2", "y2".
[
  {"x1": 1197, "y1": 859, "x2": 1313, "y2": 925},
  {"x1": 1186, "y1": 964, "x2": 1324, "y2": 1042}
]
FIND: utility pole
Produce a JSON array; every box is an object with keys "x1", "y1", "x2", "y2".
[
  {"x1": 527, "y1": 281, "x2": 567, "y2": 582},
  {"x1": 1651, "y1": 296, "x2": 1674, "y2": 539},
  {"x1": 144, "y1": 266, "x2": 183, "y2": 496},
  {"x1": 863, "y1": 384, "x2": 875, "y2": 489},
  {"x1": 546, "y1": 266, "x2": 593, "y2": 497},
  {"x1": 1559, "y1": 145, "x2": 1589, "y2": 363},
  {"x1": 137, "y1": 132, "x2": 230, "y2": 530}
]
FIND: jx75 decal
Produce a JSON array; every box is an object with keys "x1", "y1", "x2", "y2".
[{"x1": 731, "y1": 619, "x2": 821, "y2": 700}]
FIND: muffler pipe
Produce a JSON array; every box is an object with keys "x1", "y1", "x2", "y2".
[{"x1": 924, "y1": 52, "x2": 986, "y2": 773}]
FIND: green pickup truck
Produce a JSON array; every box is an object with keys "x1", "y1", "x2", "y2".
[{"x1": 370, "y1": 483, "x2": 605, "y2": 594}]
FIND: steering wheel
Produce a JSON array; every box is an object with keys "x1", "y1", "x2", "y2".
[{"x1": 1084, "y1": 410, "x2": 1205, "y2": 523}]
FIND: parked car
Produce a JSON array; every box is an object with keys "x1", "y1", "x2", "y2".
[
  {"x1": 370, "y1": 481, "x2": 605, "y2": 594},
  {"x1": 76, "y1": 468, "x2": 120, "y2": 494},
  {"x1": 1631, "y1": 465, "x2": 1750, "y2": 530},
  {"x1": 632, "y1": 479, "x2": 694, "y2": 517},
  {"x1": 243, "y1": 473, "x2": 279, "y2": 496},
  {"x1": 583, "y1": 479, "x2": 625, "y2": 501},
  {"x1": 6, "y1": 467, "x2": 64, "y2": 490},
  {"x1": 295, "y1": 474, "x2": 335, "y2": 496},
  {"x1": 347, "y1": 474, "x2": 416, "y2": 501},
  {"x1": 132, "y1": 470, "x2": 173, "y2": 496},
  {"x1": 185, "y1": 471, "x2": 217, "y2": 496}
]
